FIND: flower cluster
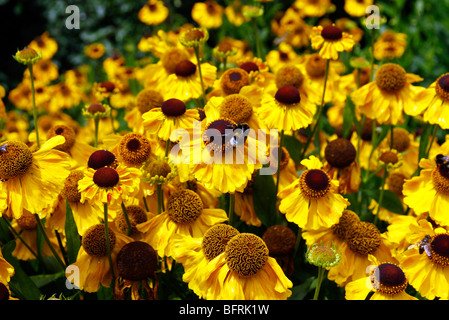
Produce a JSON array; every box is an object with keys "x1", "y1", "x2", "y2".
[{"x1": 1, "y1": 0, "x2": 449, "y2": 302}]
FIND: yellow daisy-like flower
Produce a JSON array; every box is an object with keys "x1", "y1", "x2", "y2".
[
  {"x1": 374, "y1": 30, "x2": 407, "y2": 61},
  {"x1": 350, "y1": 63, "x2": 424, "y2": 125},
  {"x1": 198, "y1": 233, "x2": 293, "y2": 300},
  {"x1": 403, "y1": 155, "x2": 449, "y2": 228},
  {"x1": 293, "y1": 0, "x2": 332, "y2": 18},
  {"x1": 77, "y1": 163, "x2": 141, "y2": 217},
  {"x1": 138, "y1": 0, "x2": 169, "y2": 26},
  {"x1": 258, "y1": 85, "x2": 316, "y2": 131},
  {"x1": 84, "y1": 43, "x2": 106, "y2": 59},
  {"x1": 0, "y1": 136, "x2": 71, "y2": 220},
  {"x1": 416, "y1": 73, "x2": 449, "y2": 129},
  {"x1": 344, "y1": 0, "x2": 373, "y2": 17},
  {"x1": 278, "y1": 156, "x2": 350, "y2": 230},
  {"x1": 142, "y1": 98, "x2": 200, "y2": 142},
  {"x1": 137, "y1": 189, "x2": 228, "y2": 257},
  {"x1": 66, "y1": 224, "x2": 132, "y2": 292},
  {"x1": 345, "y1": 254, "x2": 417, "y2": 300},
  {"x1": 170, "y1": 224, "x2": 240, "y2": 297},
  {"x1": 191, "y1": 1, "x2": 223, "y2": 29},
  {"x1": 399, "y1": 219, "x2": 449, "y2": 299},
  {"x1": 160, "y1": 59, "x2": 217, "y2": 101},
  {"x1": 13, "y1": 47, "x2": 41, "y2": 66},
  {"x1": 27, "y1": 31, "x2": 58, "y2": 60},
  {"x1": 310, "y1": 25, "x2": 355, "y2": 60}
]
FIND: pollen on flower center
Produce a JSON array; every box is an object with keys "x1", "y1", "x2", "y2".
[
  {"x1": 220, "y1": 94, "x2": 253, "y2": 124},
  {"x1": 373, "y1": 263, "x2": 407, "y2": 295},
  {"x1": 221, "y1": 68, "x2": 250, "y2": 95},
  {"x1": 82, "y1": 224, "x2": 116, "y2": 257},
  {"x1": 325, "y1": 138, "x2": 356, "y2": 168},
  {"x1": 161, "y1": 98, "x2": 187, "y2": 117},
  {"x1": 115, "y1": 205, "x2": 148, "y2": 236},
  {"x1": 299, "y1": 169, "x2": 330, "y2": 199},
  {"x1": 435, "y1": 73, "x2": 449, "y2": 101},
  {"x1": 203, "y1": 118, "x2": 238, "y2": 152},
  {"x1": 117, "y1": 241, "x2": 158, "y2": 281},
  {"x1": 0, "y1": 141, "x2": 33, "y2": 180},
  {"x1": 61, "y1": 170, "x2": 84, "y2": 203},
  {"x1": 202, "y1": 224, "x2": 240, "y2": 261},
  {"x1": 167, "y1": 189, "x2": 203, "y2": 224},
  {"x1": 321, "y1": 25, "x2": 343, "y2": 41},
  {"x1": 47, "y1": 125, "x2": 76, "y2": 152},
  {"x1": 346, "y1": 221, "x2": 381, "y2": 255},
  {"x1": 225, "y1": 233, "x2": 269, "y2": 278},
  {"x1": 432, "y1": 166, "x2": 449, "y2": 194},
  {"x1": 88, "y1": 150, "x2": 117, "y2": 169},
  {"x1": 136, "y1": 89, "x2": 164, "y2": 114},
  {"x1": 93, "y1": 167, "x2": 120, "y2": 188},
  {"x1": 275, "y1": 85, "x2": 301, "y2": 105},
  {"x1": 262, "y1": 225, "x2": 296, "y2": 257},
  {"x1": 175, "y1": 60, "x2": 197, "y2": 77},
  {"x1": 375, "y1": 63, "x2": 407, "y2": 92},
  {"x1": 305, "y1": 54, "x2": 327, "y2": 78},
  {"x1": 429, "y1": 234, "x2": 449, "y2": 267},
  {"x1": 331, "y1": 209, "x2": 360, "y2": 240},
  {"x1": 119, "y1": 133, "x2": 152, "y2": 166},
  {"x1": 161, "y1": 48, "x2": 190, "y2": 74},
  {"x1": 275, "y1": 64, "x2": 304, "y2": 90}
]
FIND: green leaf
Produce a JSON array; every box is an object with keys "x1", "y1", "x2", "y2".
[
  {"x1": 30, "y1": 271, "x2": 65, "y2": 289},
  {"x1": 252, "y1": 170, "x2": 278, "y2": 227},
  {"x1": 288, "y1": 277, "x2": 315, "y2": 300},
  {"x1": 342, "y1": 95, "x2": 356, "y2": 139},
  {"x1": 282, "y1": 134, "x2": 303, "y2": 163},
  {"x1": 65, "y1": 200, "x2": 81, "y2": 265},
  {"x1": 364, "y1": 189, "x2": 405, "y2": 215}
]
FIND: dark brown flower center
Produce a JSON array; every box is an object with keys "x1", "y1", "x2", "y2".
[
  {"x1": 175, "y1": 60, "x2": 197, "y2": 77},
  {"x1": 305, "y1": 169, "x2": 329, "y2": 192},
  {"x1": 203, "y1": 118, "x2": 238, "y2": 152},
  {"x1": 93, "y1": 167, "x2": 119, "y2": 188},
  {"x1": 438, "y1": 74, "x2": 449, "y2": 92},
  {"x1": 373, "y1": 263, "x2": 407, "y2": 295},
  {"x1": 239, "y1": 61, "x2": 259, "y2": 74},
  {"x1": 275, "y1": 85, "x2": 301, "y2": 105},
  {"x1": 161, "y1": 98, "x2": 187, "y2": 117},
  {"x1": 321, "y1": 25, "x2": 343, "y2": 40},
  {"x1": 324, "y1": 138, "x2": 356, "y2": 168},
  {"x1": 82, "y1": 224, "x2": 116, "y2": 257},
  {"x1": 88, "y1": 150, "x2": 116, "y2": 169},
  {"x1": 117, "y1": 241, "x2": 158, "y2": 281}
]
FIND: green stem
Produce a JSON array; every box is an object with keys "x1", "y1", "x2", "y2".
[
  {"x1": 94, "y1": 117, "x2": 100, "y2": 148},
  {"x1": 34, "y1": 214, "x2": 66, "y2": 270},
  {"x1": 103, "y1": 203, "x2": 115, "y2": 283},
  {"x1": 374, "y1": 166, "x2": 388, "y2": 226},
  {"x1": 300, "y1": 59, "x2": 330, "y2": 160},
  {"x1": 2, "y1": 217, "x2": 40, "y2": 261},
  {"x1": 252, "y1": 18, "x2": 262, "y2": 58},
  {"x1": 157, "y1": 184, "x2": 164, "y2": 214},
  {"x1": 389, "y1": 124, "x2": 394, "y2": 150},
  {"x1": 293, "y1": 227, "x2": 302, "y2": 260},
  {"x1": 28, "y1": 64, "x2": 40, "y2": 149},
  {"x1": 228, "y1": 192, "x2": 235, "y2": 226},
  {"x1": 193, "y1": 46, "x2": 206, "y2": 106},
  {"x1": 165, "y1": 139, "x2": 171, "y2": 157},
  {"x1": 120, "y1": 202, "x2": 132, "y2": 236},
  {"x1": 313, "y1": 267, "x2": 326, "y2": 300}
]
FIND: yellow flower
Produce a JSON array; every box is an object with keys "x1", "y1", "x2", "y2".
[
  {"x1": 278, "y1": 156, "x2": 350, "y2": 230},
  {"x1": 310, "y1": 25, "x2": 355, "y2": 60},
  {"x1": 47, "y1": 81, "x2": 86, "y2": 113},
  {"x1": 403, "y1": 156, "x2": 449, "y2": 228},
  {"x1": 344, "y1": 0, "x2": 373, "y2": 17},
  {"x1": 137, "y1": 189, "x2": 228, "y2": 257},
  {"x1": 27, "y1": 32, "x2": 58, "y2": 60},
  {"x1": 399, "y1": 219, "x2": 449, "y2": 299},
  {"x1": 345, "y1": 255, "x2": 417, "y2": 300},
  {"x1": 84, "y1": 43, "x2": 106, "y2": 59},
  {"x1": 374, "y1": 30, "x2": 407, "y2": 61},
  {"x1": 191, "y1": 1, "x2": 223, "y2": 29},
  {"x1": 13, "y1": 47, "x2": 41, "y2": 65},
  {"x1": 258, "y1": 84, "x2": 316, "y2": 131},
  {"x1": 138, "y1": 0, "x2": 169, "y2": 26},
  {"x1": 23, "y1": 59, "x2": 59, "y2": 85},
  {"x1": 0, "y1": 136, "x2": 71, "y2": 220},
  {"x1": 142, "y1": 98, "x2": 200, "y2": 142},
  {"x1": 197, "y1": 233, "x2": 293, "y2": 299},
  {"x1": 350, "y1": 63, "x2": 424, "y2": 125},
  {"x1": 293, "y1": 0, "x2": 332, "y2": 18},
  {"x1": 416, "y1": 73, "x2": 449, "y2": 129}
]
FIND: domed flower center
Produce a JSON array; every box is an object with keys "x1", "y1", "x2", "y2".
[
  {"x1": 432, "y1": 164, "x2": 449, "y2": 194},
  {"x1": 306, "y1": 244, "x2": 341, "y2": 268},
  {"x1": 220, "y1": 94, "x2": 253, "y2": 124},
  {"x1": 372, "y1": 263, "x2": 407, "y2": 295},
  {"x1": 436, "y1": 73, "x2": 449, "y2": 100},
  {"x1": 305, "y1": 54, "x2": 327, "y2": 78},
  {"x1": 87, "y1": 103, "x2": 106, "y2": 114},
  {"x1": 47, "y1": 125, "x2": 76, "y2": 152},
  {"x1": 262, "y1": 225, "x2": 296, "y2": 256},
  {"x1": 136, "y1": 89, "x2": 163, "y2": 114},
  {"x1": 239, "y1": 61, "x2": 259, "y2": 74},
  {"x1": 87, "y1": 150, "x2": 116, "y2": 169},
  {"x1": 161, "y1": 98, "x2": 187, "y2": 117},
  {"x1": 167, "y1": 189, "x2": 203, "y2": 224},
  {"x1": 387, "y1": 172, "x2": 406, "y2": 196},
  {"x1": 331, "y1": 209, "x2": 360, "y2": 240},
  {"x1": 0, "y1": 141, "x2": 33, "y2": 180},
  {"x1": 82, "y1": 224, "x2": 116, "y2": 257},
  {"x1": 221, "y1": 68, "x2": 250, "y2": 95},
  {"x1": 98, "y1": 81, "x2": 116, "y2": 93},
  {"x1": 299, "y1": 169, "x2": 330, "y2": 198},
  {"x1": 183, "y1": 28, "x2": 206, "y2": 43},
  {"x1": 375, "y1": 63, "x2": 407, "y2": 92},
  {"x1": 117, "y1": 241, "x2": 158, "y2": 281},
  {"x1": 275, "y1": 85, "x2": 301, "y2": 105},
  {"x1": 115, "y1": 205, "x2": 148, "y2": 236},
  {"x1": 61, "y1": 170, "x2": 84, "y2": 203},
  {"x1": 161, "y1": 48, "x2": 189, "y2": 74},
  {"x1": 324, "y1": 138, "x2": 356, "y2": 168},
  {"x1": 118, "y1": 133, "x2": 152, "y2": 166},
  {"x1": 429, "y1": 234, "x2": 449, "y2": 267},
  {"x1": 346, "y1": 222, "x2": 381, "y2": 255},
  {"x1": 93, "y1": 167, "x2": 120, "y2": 188},
  {"x1": 147, "y1": 159, "x2": 172, "y2": 178},
  {"x1": 387, "y1": 128, "x2": 410, "y2": 152},
  {"x1": 275, "y1": 64, "x2": 304, "y2": 89},
  {"x1": 203, "y1": 118, "x2": 238, "y2": 152},
  {"x1": 16, "y1": 212, "x2": 38, "y2": 231},
  {"x1": 202, "y1": 224, "x2": 240, "y2": 261},
  {"x1": 175, "y1": 60, "x2": 197, "y2": 77},
  {"x1": 321, "y1": 25, "x2": 343, "y2": 40},
  {"x1": 225, "y1": 233, "x2": 269, "y2": 278},
  {"x1": 379, "y1": 150, "x2": 399, "y2": 166}
]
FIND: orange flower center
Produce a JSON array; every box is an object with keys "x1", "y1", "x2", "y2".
[{"x1": 375, "y1": 63, "x2": 407, "y2": 92}]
